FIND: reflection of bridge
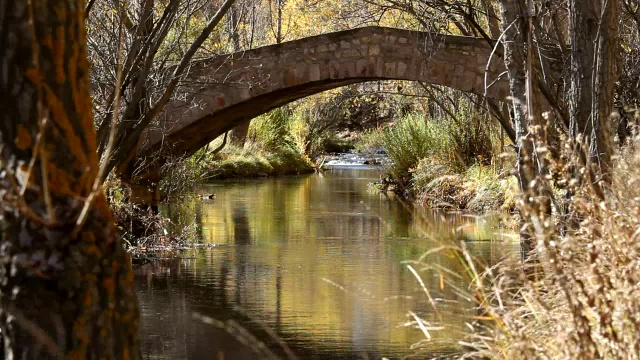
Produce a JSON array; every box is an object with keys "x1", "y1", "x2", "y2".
[{"x1": 133, "y1": 26, "x2": 506, "y2": 183}]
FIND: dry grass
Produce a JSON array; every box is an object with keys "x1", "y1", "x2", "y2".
[
  {"x1": 412, "y1": 159, "x2": 518, "y2": 213},
  {"x1": 409, "y1": 136, "x2": 640, "y2": 359}
]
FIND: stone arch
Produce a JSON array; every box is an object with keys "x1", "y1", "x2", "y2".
[{"x1": 136, "y1": 26, "x2": 507, "y2": 177}]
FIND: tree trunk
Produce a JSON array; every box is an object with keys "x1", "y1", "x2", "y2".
[
  {"x1": 569, "y1": 0, "x2": 620, "y2": 176},
  {"x1": 0, "y1": 1, "x2": 140, "y2": 358},
  {"x1": 230, "y1": 120, "x2": 251, "y2": 148},
  {"x1": 228, "y1": 2, "x2": 241, "y2": 52},
  {"x1": 228, "y1": 3, "x2": 250, "y2": 147},
  {"x1": 276, "y1": 0, "x2": 283, "y2": 44},
  {"x1": 498, "y1": 0, "x2": 543, "y2": 260}
]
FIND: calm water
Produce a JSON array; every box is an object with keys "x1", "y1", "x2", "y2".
[{"x1": 136, "y1": 167, "x2": 516, "y2": 359}]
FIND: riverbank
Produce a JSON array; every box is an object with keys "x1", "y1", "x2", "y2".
[
  {"x1": 357, "y1": 113, "x2": 518, "y2": 214},
  {"x1": 436, "y1": 138, "x2": 640, "y2": 359},
  {"x1": 410, "y1": 159, "x2": 517, "y2": 213},
  {"x1": 202, "y1": 146, "x2": 314, "y2": 180}
]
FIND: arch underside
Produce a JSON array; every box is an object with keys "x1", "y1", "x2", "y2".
[{"x1": 139, "y1": 73, "x2": 504, "y2": 165}]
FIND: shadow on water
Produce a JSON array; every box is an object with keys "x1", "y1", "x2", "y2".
[{"x1": 138, "y1": 168, "x2": 518, "y2": 359}]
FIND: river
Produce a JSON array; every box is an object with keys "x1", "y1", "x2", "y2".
[{"x1": 136, "y1": 166, "x2": 517, "y2": 359}]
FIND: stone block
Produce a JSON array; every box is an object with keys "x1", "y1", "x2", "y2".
[
  {"x1": 473, "y1": 74, "x2": 485, "y2": 93},
  {"x1": 393, "y1": 45, "x2": 416, "y2": 58},
  {"x1": 384, "y1": 62, "x2": 397, "y2": 77},
  {"x1": 445, "y1": 63, "x2": 455, "y2": 73},
  {"x1": 369, "y1": 44, "x2": 381, "y2": 56},
  {"x1": 319, "y1": 61, "x2": 331, "y2": 79},
  {"x1": 454, "y1": 65, "x2": 464, "y2": 77},
  {"x1": 329, "y1": 43, "x2": 338, "y2": 51},
  {"x1": 399, "y1": 37, "x2": 408, "y2": 44},
  {"x1": 309, "y1": 64, "x2": 320, "y2": 81},
  {"x1": 356, "y1": 58, "x2": 368, "y2": 76},
  {"x1": 433, "y1": 62, "x2": 447, "y2": 78},
  {"x1": 374, "y1": 57, "x2": 384, "y2": 76},
  {"x1": 329, "y1": 60, "x2": 341, "y2": 79},
  {"x1": 296, "y1": 62, "x2": 309, "y2": 83},
  {"x1": 270, "y1": 67, "x2": 283, "y2": 86},
  {"x1": 397, "y1": 62, "x2": 408, "y2": 77},
  {"x1": 343, "y1": 61, "x2": 357, "y2": 77},
  {"x1": 340, "y1": 40, "x2": 351, "y2": 49},
  {"x1": 341, "y1": 49, "x2": 359, "y2": 58},
  {"x1": 284, "y1": 67, "x2": 297, "y2": 85},
  {"x1": 317, "y1": 44, "x2": 328, "y2": 52},
  {"x1": 404, "y1": 58, "x2": 418, "y2": 77},
  {"x1": 237, "y1": 88, "x2": 251, "y2": 101}
]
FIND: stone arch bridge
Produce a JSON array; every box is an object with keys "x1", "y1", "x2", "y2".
[{"x1": 134, "y1": 26, "x2": 508, "y2": 185}]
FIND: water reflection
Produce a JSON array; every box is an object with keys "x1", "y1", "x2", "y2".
[{"x1": 139, "y1": 168, "x2": 517, "y2": 359}]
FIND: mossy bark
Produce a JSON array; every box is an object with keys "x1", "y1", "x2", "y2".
[{"x1": 0, "y1": 1, "x2": 140, "y2": 358}]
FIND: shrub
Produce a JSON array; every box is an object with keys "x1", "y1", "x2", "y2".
[
  {"x1": 380, "y1": 113, "x2": 456, "y2": 193},
  {"x1": 248, "y1": 107, "x2": 296, "y2": 152}
]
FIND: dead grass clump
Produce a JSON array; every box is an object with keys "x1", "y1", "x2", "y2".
[
  {"x1": 408, "y1": 137, "x2": 640, "y2": 359},
  {"x1": 466, "y1": 138, "x2": 640, "y2": 358},
  {"x1": 413, "y1": 158, "x2": 517, "y2": 212}
]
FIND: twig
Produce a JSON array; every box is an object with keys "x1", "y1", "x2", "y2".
[{"x1": 7, "y1": 307, "x2": 64, "y2": 359}]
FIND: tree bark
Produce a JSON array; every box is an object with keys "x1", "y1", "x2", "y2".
[
  {"x1": 569, "y1": 0, "x2": 620, "y2": 175},
  {"x1": 0, "y1": 1, "x2": 140, "y2": 358},
  {"x1": 499, "y1": 0, "x2": 544, "y2": 260},
  {"x1": 276, "y1": 0, "x2": 283, "y2": 44}
]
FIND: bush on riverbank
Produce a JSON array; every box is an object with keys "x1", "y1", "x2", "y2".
[
  {"x1": 204, "y1": 145, "x2": 314, "y2": 179},
  {"x1": 105, "y1": 177, "x2": 197, "y2": 261},
  {"x1": 359, "y1": 112, "x2": 508, "y2": 211},
  {"x1": 202, "y1": 108, "x2": 314, "y2": 179},
  {"x1": 412, "y1": 159, "x2": 518, "y2": 212},
  {"x1": 477, "y1": 138, "x2": 640, "y2": 358}
]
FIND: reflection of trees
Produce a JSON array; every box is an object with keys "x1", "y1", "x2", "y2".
[
  {"x1": 233, "y1": 201, "x2": 251, "y2": 307},
  {"x1": 135, "y1": 256, "x2": 280, "y2": 359},
  {"x1": 233, "y1": 202, "x2": 251, "y2": 245}
]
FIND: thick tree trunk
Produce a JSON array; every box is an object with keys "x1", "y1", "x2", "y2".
[
  {"x1": 569, "y1": 0, "x2": 620, "y2": 176},
  {"x1": 0, "y1": 1, "x2": 140, "y2": 358}
]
